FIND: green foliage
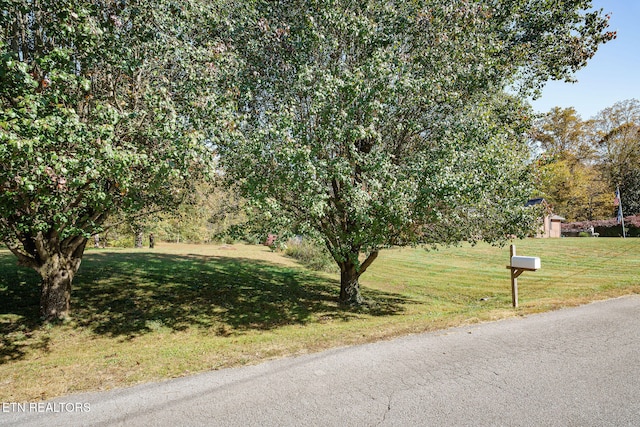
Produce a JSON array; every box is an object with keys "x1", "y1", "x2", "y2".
[
  {"x1": 564, "y1": 216, "x2": 640, "y2": 238},
  {"x1": 220, "y1": 0, "x2": 614, "y2": 293},
  {"x1": 533, "y1": 153, "x2": 610, "y2": 221},
  {"x1": 531, "y1": 100, "x2": 640, "y2": 219},
  {"x1": 0, "y1": 1, "x2": 230, "y2": 318},
  {"x1": 284, "y1": 240, "x2": 337, "y2": 272},
  {"x1": 94, "y1": 180, "x2": 248, "y2": 247},
  {"x1": 619, "y1": 169, "x2": 640, "y2": 216},
  {"x1": 0, "y1": 1, "x2": 225, "y2": 245},
  {"x1": 149, "y1": 183, "x2": 247, "y2": 244},
  {"x1": 530, "y1": 107, "x2": 604, "y2": 221},
  {"x1": 530, "y1": 107, "x2": 593, "y2": 159},
  {"x1": 592, "y1": 99, "x2": 640, "y2": 215},
  {"x1": 0, "y1": 2, "x2": 227, "y2": 250}
]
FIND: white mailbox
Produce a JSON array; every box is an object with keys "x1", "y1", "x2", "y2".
[{"x1": 510, "y1": 256, "x2": 541, "y2": 270}]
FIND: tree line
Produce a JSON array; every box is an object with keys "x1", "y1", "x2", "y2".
[
  {"x1": 1, "y1": 0, "x2": 615, "y2": 319},
  {"x1": 531, "y1": 99, "x2": 640, "y2": 221}
]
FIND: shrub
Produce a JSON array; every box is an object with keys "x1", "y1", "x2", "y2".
[
  {"x1": 562, "y1": 215, "x2": 640, "y2": 237},
  {"x1": 284, "y1": 240, "x2": 337, "y2": 272}
]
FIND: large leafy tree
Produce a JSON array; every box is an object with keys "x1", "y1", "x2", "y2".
[
  {"x1": 0, "y1": 1, "x2": 226, "y2": 319},
  {"x1": 220, "y1": 0, "x2": 614, "y2": 304}
]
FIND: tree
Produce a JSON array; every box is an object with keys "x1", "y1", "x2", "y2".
[
  {"x1": 618, "y1": 168, "x2": 640, "y2": 216},
  {"x1": 530, "y1": 107, "x2": 593, "y2": 160},
  {"x1": 0, "y1": 1, "x2": 226, "y2": 319},
  {"x1": 148, "y1": 181, "x2": 247, "y2": 244},
  {"x1": 534, "y1": 154, "x2": 610, "y2": 221},
  {"x1": 530, "y1": 107, "x2": 611, "y2": 220},
  {"x1": 220, "y1": 0, "x2": 614, "y2": 304},
  {"x1": 592, "y1": 99, "x2": 640, "y2": 214}
]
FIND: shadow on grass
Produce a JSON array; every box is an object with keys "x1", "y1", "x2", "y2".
[
  {"x1": 0, "y1": 249, "x2": 409, "y2": 362},
  {"x1": 0, "y1": 252, "x2": 46, "y2": 364}
]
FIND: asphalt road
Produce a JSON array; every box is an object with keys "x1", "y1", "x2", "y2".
[{"x1": 3, "y1": 295, "x2": 640, "y2": 426}]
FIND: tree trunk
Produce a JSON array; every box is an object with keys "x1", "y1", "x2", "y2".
[
  {"x1": 6, "y1": 231, "x2": 89, "y2": 321},
  {"x1": 37, "y1": 240, "x2": 87, "y2": 321},
  {"x1": 338, "y1": 251, "x2": 379, "y2": 306},
  {"x1": 40, "y1": 260, "x2": 74, "y2": 320},
  {"x1": 135, "y1": 230, "x2": 144, "y2": 248},
  {"x1": 339, "y1": 261, "x2": 364, "y2": 305}
]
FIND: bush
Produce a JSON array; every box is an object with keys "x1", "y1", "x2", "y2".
[
  {"x1": 562, "y1": 215, "x2": 640, "y2": 237},
  {"x1": 284, "y1": 240, "x2": 337, "y2": 272}
]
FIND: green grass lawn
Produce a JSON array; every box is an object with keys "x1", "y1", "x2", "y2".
[{"x1": 1, "y1": 238, "x2": 639, "y2": 401}]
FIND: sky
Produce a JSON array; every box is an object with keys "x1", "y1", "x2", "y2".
[{"x1": 529, "y1": 0, "x2": 640, "y2": 120}]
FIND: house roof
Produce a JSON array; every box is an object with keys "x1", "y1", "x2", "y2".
[
  {"x1": 525, "y1": 198, "x2": 545, "y2": 207},
  {"x1": 526, "y1": 198, "x2": 565, "y2": 220}
]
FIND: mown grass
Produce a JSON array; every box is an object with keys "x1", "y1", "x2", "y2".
[{"x1": 1, "y1": 238, "x2": 639, "y2": 401}]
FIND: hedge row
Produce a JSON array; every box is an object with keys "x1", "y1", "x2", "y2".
[{"x1": 562, "y1": 216, "x2": 640, "y2": 237}]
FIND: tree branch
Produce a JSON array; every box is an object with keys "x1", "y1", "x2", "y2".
[
  {"x1": 100, "y1": 206, "x2": 166, "y2": 230},
  {"x1": 33, "y1": 231, "x2": 50, "y2": 262},
  {"x1": 358, "y1": 250, "x2": 379, "y2": 275},
  {"x1": 62, "y1": 235, "x2": 89, "y2": 256},
  {"x1": 4, "y1": 239, "x2": 39, "y2": 269}
]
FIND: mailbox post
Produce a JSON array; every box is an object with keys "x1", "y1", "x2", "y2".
[{"x1": 506, "y1": 245, "x2": 540, "y2": 308}]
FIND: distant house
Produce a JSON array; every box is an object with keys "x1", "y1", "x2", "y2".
[{"x1": 526, "y1": 198, "x2": 565, "y2": 238}]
